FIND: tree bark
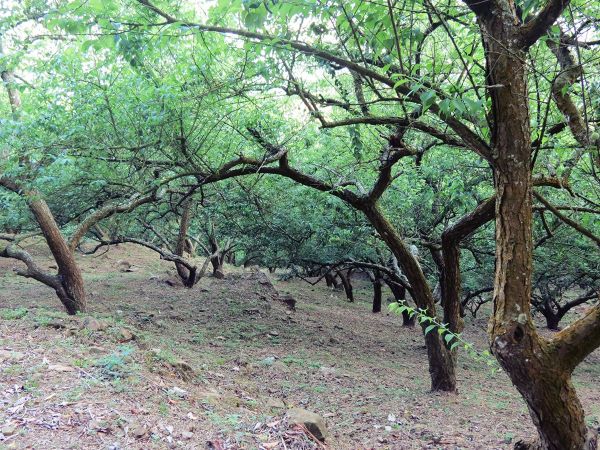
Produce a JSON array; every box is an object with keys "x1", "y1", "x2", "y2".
[
  {"x1": 386, "y1": 279, "x2": 415, "y2": 326},
  {"x1": 175, "y1": 199, "x2": 195, "y2": 287},
  {"x1": 336, "y1": 269, "x2": 354, "y2": 302},
  {"x1": 476, "y1": 8, "x2": 598, "y2": 448},
  {"x1": 440, "y1": 197, "x2": 495, "y2": 334},
  {"x1": 324, "y1": 272, "x2": 335, "y2": 288},
  {"x1": 362, "y1": 203, "x2": 456, "y2": 392},
  {"x1": 372, "y1": 272, "x2": 383, "y2": 313}
]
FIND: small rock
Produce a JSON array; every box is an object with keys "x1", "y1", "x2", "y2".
[
  {"x1": 1, "y1": 422, "x2": 18, "y2": 436},
  {"x1": 181, "y1": 431, "x2": 194, "y2": 440},
  {"x1": 81, "y1": 317, "x2": 109, "y2": 332},
  {"x1": 167, "y1": 387, "x2": 188, "y2": 399},
  {"x1": 266, "y1": 398, "x2": 286, "y2": 412},
  {"x1": 117, "y1": 260, "x2": 134, "y2": 272},
  {"x1": 287, "y1": 408, "x2": 328, "y2": 442},
  {"x1": 319, "y1": 366, "x2": 336, "y2": 376},
  {"x1": 118, "y1": 328, "x2": 135, "y2": 342},
  {"x1": 48, "y1": 364, "x2": 75, "y2": 372},
  {"x1": 129, "y1": 424, "x2": 147, "y2": 439},
  {"x1": 267, "y1": 330, "x2": 279, "y2": 337},
  {"x1": 89, "y1": 346, "x2": 105, "y2": 355},
  {"x1": 172, "y1": 360, "x2": 194, "y2": 381}
]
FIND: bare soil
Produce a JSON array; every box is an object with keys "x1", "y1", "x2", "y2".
[{"x1": 0, "y1": 243, "x2": 598, "y2": 449}]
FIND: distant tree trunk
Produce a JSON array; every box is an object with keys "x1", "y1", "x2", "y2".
[
  {"x1": 440, "y1": 197, "x2": 495, "y2": 335},
  {"x1": 336, "y1": 269, "x2": 354, "y2": 302},
  {"x1": 386, "y1": 280, "x2": 415, "y2": 327},
  {"x1": 207, "y1": 222, "x2": 225, "y2": 279},
  {"x1": 324, "y1": 272, "x2": 335, "y2": 288},
  {"x1": 211, "y1": 254, "x2": 225, "y2": 278},
  {"x1": 372, "y1": 272, "x2": 383, "y2": 313},
  {"x1": 226, "y1": 252, "x2": 236, "y2": 265},
  {"x1": 175, "y1": 199, "x2": 196, "y2": 287}
]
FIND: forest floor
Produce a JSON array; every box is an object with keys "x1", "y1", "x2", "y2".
[{"x1": 0, "y1": 243, "x2": 598, "y2": 450}]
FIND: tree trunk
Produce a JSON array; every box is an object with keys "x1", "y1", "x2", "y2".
[
  {"x1": 29, "y1": 197, "x2": 86, "y2": 314},
  {"x1": 372, "y1": 274, "x2": 382, "y2": 313},
  {"x1": 324, "y1": 272, "x2": 335, "y2": 288},
  {"x1": 211, "y1": 255, "x2": 225, "y2": 279},
  {"x1": 386, "y1": 280, "x2": 415, "y2": 327},
  {"x1": 479, "y1": 11, "x2": 596, "y2": 448},
  {"x1": 336, "y1": 270, "x2": 354, "y2": 302},
  {"x1": 175, "y1": 199, "x2": 195, "y2": 287},
  {"x1": 441, "y1": 197, "x2": 495, "y2": 334},
  {"x1": 1, "y1": 53, "x2": 84, "y2": 314},
  {"x1": 361, "y1": 203, "x2": 455, "y2": 392}
]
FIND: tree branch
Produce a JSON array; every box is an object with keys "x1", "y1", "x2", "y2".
[{"x1": 520, "y1": 0, "x2": 571, "y2": 48}]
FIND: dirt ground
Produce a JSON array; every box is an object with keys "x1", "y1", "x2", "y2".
[{"x1": 0, "y1": 243, "x2": 598, "y2": 450}]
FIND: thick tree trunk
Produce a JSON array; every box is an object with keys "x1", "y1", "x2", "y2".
[
  {"x1": 362, "y1": 203, "x2": 456, "y2": 392},
  {"x1": 480, "y1": 12, "x2": 596, "y2": 448}
]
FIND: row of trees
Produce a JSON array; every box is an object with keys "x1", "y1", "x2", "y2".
[{"x1": 0, "y1": 0, "x2": 598, "y2": 448}]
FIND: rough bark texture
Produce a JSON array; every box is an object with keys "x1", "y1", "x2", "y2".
[{"x1": 477, "y1": 7, "x2": 598, "y2": 448}]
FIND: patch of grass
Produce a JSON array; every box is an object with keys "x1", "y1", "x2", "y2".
[
  {"x1": 158, "y1": 401, "x2": 169, "y2": 416},
  {"x1": 190, "y1": 329, "x2": 205, "y2": 344},
  {"x1": 2, "y1": 363, "x2": 23, "y2": 376},
  {"x1": 23, "y1": 377, "x2": 40, "y2": 394},
  {"x1": 95, "y1": 344, "x2": 135, "y2": 379},
  {"x1": 72, "y1": 358, "x2": 92, "y2": 368},
  {"x1": 1, "y1": 307, "x2": 28, "y2": 320},
  {"x1": 207, "y1": 412, "x2": 241, "y2": 430},
  {"x1": 149, "y1": 347, "x2": 179, "y2": 366}
]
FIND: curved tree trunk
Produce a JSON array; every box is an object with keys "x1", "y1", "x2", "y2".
[
  {"x1": 362, "y1": 203, "x2": 456, "y2": 392},
  {"x1": 175, "y1": 199, "x2": 196, "y2": 287},
  {"x1": 28, "y1": 197, "x2": 86, "y2": 314}
]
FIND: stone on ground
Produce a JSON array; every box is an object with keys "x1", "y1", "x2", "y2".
[{"x1": 286, "y1": 407, "x2": 329, "y2": 442}]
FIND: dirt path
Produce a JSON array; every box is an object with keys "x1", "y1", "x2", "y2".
[{"x1": 0, "y1": 244, "x2": 598, "y2": 449}]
